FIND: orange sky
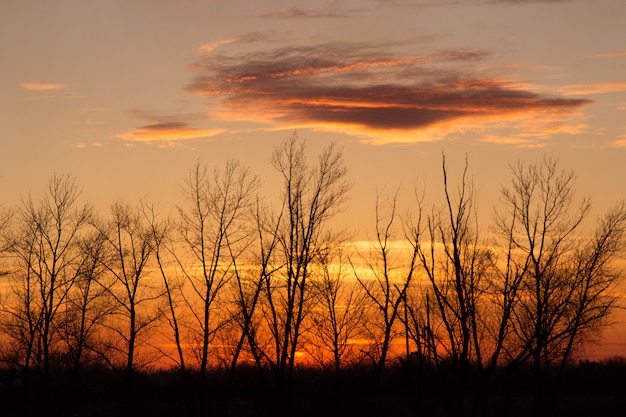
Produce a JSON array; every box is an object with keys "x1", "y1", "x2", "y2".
[{"x1": 1, "y1": 0, "x2": 626, "y2": 357}]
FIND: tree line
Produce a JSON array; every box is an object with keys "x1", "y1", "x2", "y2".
[{"x1": 0, "y1": 133, "x2": 625, "y2": 417}]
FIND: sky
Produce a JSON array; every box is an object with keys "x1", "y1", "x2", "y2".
[{"x1": 2, "y1": 0, "x2": 626, "y2": 356}]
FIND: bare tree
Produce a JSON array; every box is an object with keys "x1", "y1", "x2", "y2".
[
  {"x1": 494, "y1": 158, "x2": 626, "y2": 417},
  {"x1": 0, "y1": 174, "x2": 93, "y2": 417},
  {"x1": 354, "y1": 189, "x2": 418, "y2": 379},
  {"x1": 407, "y1": 155, "x2": 496, "y2": 417},
  {"x1": 58, "y1": 230, "x2": 112, "y2": 375},
  {"x1": 142, "y1": 203, "x2": 187, "y2": 373},
  {"x1": 141, "y1": 202, "x2": 196, "y2": 417},
  {"x1": 305, "y1": 245, "x2": 368, "y2": 373},
  {"x1": 224, "y1": 199, "x2": 281, "y2": 375},
  {"x1": 0, "y1": 240, "x2": 42, "y2": 372},
  {"x1": 92, "y1": 201, "x2": 161, "y2": 384},
  {"x1": 175, "y1": 159, "x2": 258, "y2": 380},
  {"x1": 0, "y1": 173, "x2": 92, "y2": 377},
  {"x1": 0, "y1": 204, "x2": 11, "y2": 256},
  {"x1": 253, "y1": 133, "x2": 351, "y2": 416}
]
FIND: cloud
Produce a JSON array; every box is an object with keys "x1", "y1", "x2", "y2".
[
  {"x1": 483, "y1": 0, "x2": 570, "y2": 3},
  {"x1": 559, "y1": 81, "x2": 626, "y2": 96},
  {"x1": 81, "y1": 107, "x2": 114, "y2": 113},
  {"x1": 258, "y1": 7, "x2": 350, "y2": 19},
  {"x1": 116, "y1": 122, "x2": 222, "y2": 142},
  {"x1": 479, "y1": 114, "x2": 591, "y2": 148},
  {"x1": 594, "y1": 52, "x2": 626, "y2": 59},
  {"x1": 377, "y1": 0, "x2": 571, "y2": 7},
  {"x1": 481, "y1": 136, "x2": 545, "y2": 148},
  {"x1": 187, "y1": 40, "x2": 592, "y2": 144},
  {"x1": 19, "y1": 82, "x2": 68, "y2": 91},
  {"x1": 196, "y1": 33, "x2": 262, "y2": 54}
]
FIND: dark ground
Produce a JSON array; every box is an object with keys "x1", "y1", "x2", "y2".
[{"x1": 1, "y1": 358, "x2": 625, "y2": 417}]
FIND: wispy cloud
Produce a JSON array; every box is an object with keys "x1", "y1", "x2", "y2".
[
  {"x1": 196, "y1": 32, "x2": 263, "y2": 54},
  {"x1": 482, "y1": 0, "x2": 570, "y2": 4},
  {"x1": 478, "y1": 111, "x2": 590, "y2": 147},
  {"x1": 559, "y1": 81, "x2": 626, "y2": 96},
  {"x1": 481, "y1": 136, "x2": 545, "y2": 148},
  {"x1": 258, "y1": 7, "x2": 350, "y2": 19},
  {"x1": 80, "y1": 107, "x2": 114, "y2": 113},
  {"x1": 256, "y1": 0, "x2": 573, "y2": 23},
  {"x1": 116, "y1": 121, "x2": 222, "y2": 143},
  {"x1": 611, "y1": 137, "x2": 626, "y2": 147},
  {"x1": 19, "y1": 82, "x2": 68, "y2": 91},
  {"x1": 594, "y1": 51, "x2": 626, "y2": 59},
  {"x1": 187, "y1": 40, "x2": 591, "y2": 144},
  {"x1": 381, "y1": 0, "x2": 573, "y2": 5}
]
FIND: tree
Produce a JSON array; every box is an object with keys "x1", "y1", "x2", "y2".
[
  {"x1": 175, "y1": 159, "x2": 258, "y2": 379},
  {"x1": 305, "y1": 244, "x2": 368, "y2": 373},
  {"x1": 408, "y1": 155, "x2": 495, "y2": 417},
  {"x1": 494, "y1": 158, "x2": 626, "y2": 417},
  {"x1": 0, "y1": 173, "x2": 93, "y2": 377},
  {"x1": 225, "y1": 200, "x2": 278, "y2": 373},
  {"x1": 355, "y1": 189, "x2": 418, "y2": 380},
  {"x1": 92, "y1": 201, "x2": 161, "y2": 387},
  {"x1": 58, "y1": 229, "x2": 112, "y2": 376},
  {"x1": 253, "y1": 133, "x2": 351, "y2": 416},
  {"x1": 0, "y1": 174, "x2": 93, "y2": 417},
  {"x1": 142, "y1": 203, "x2": 186, "y2": 373},
  {"x1": 142, "y1": 202, "x2": 195, "y2": 417}
]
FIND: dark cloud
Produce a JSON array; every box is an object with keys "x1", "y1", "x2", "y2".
[
  {"x1": 136, "y1": 121, "x2": 189, "y2": 131},
  {"x1": 116, "y1": 120, "x2": 221, "y2": 142},
  {"x1": 187, "y1": 41, "x2": 592, "y2": 142}
]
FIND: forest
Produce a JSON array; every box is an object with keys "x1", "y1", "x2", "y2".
[{"x1": 0, "y1": 134, "x2": 625, "y2": 417}]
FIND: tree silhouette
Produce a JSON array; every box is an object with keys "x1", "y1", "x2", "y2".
[
  {"x1": 91, "y1": 200, "x2": 162, "y2": 417},
  {"x1": 176, "y1": 160, "x2": 258, "y2": 379},
  {"x1": 251, "y1": 133, "x2": 351, "y2": 416},
  {"x1": 495, "y1": 158, "x2": 626, "y2": 417},
  {"x1": 306, "y1": 245, "x2": 368, "y2": 373},
  {"x1": 355, "y1": 189, "x2": 417, "y2": 381},
  {"x1": 404, "y1": 155, "x2": 493, "y2": 417},
  {"x1": 0, "y1": 173, "x2": 93, "y2": 416},
  {"x1": 0, "y1": 147, "x2": 624, "y2": 417}
]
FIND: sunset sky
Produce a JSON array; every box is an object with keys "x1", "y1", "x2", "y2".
[{"x1": 1, "y1": 0, "x2": 626, "y2": 354}]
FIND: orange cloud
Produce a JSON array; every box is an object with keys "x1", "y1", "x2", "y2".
[
  {"x1": 197, "y1": 32, "x2": 262, "y2": 53},
  {"x1": 19, "y1": 82, "x2": 67, "y2": 91},
  {"x1": 481, "y1": 136, "x2": 546, "y2": 148},
  {"x1": 594, "y1": 52, "x2": 626, "y2": 59},
  {"x1": 470, "y1": 110, "x2": 588, "y2": 147},
  {"x1": 116, "y1": 122, "x2": 222, "y2": 142},
  {"x1": 559, "y1": 81, "x2": 626, "y2": 96},
  {"x1": 186, "y1": 41, "x2": 591, "y2": 145},
  {"x1": 541, "y1": 123, "x2": 590, "y2": 135}
]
